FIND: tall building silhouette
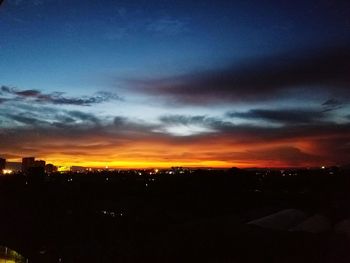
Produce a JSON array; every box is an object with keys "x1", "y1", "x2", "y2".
[
  {"x1": 22, "y1": 157, "x2": 35, "y2": 174},
  {"x1": 0, "y1": 158, "x2": 6, "y2": 173}
]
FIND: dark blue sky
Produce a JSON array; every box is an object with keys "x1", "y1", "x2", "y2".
[
  {"x1": 1, "y1": 0, "x2": 349, "y2": 90},
  {"x1": 0, "y1": 0, "x2": 349, "y2": 167}
]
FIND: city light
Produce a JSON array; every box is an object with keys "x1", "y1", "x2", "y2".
[
  {"x1": 58, "y1": 166, "x2": 70, "y2": 172},
  {"x1": 2, "y1": 169, "x2": 13, "y2": 175}
]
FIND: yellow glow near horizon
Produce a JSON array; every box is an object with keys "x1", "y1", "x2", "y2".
[
  {"x1": 57, "y1": 166, "x2": 71, "y2": 172},
  {"x1": 4, "y1": 157, "x2": 315, "y2": 169},
  {"x1": 0, "y1": 259, "x2": 16, "y2": 263},
  {"x1": 4, "y1": 137, "x2": 326, "y2": 169},
  {"x1": 53, "y1": 160, "x2": 236, "y2": 169}
]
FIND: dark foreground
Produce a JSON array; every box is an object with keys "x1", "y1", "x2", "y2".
[{"x1": 1, "y1": 168, "x2": 350, "y2": 262}]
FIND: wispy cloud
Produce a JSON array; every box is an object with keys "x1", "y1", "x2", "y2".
[
  {"x1": 1, "y1": 86, "x2": 122, "y2": 106},
  {"x1": 322, "y1": 99, "x2": 344, "y2": 112},
  {"x1": 0, "y1": 105, "x2": 104, "y2": 129}
]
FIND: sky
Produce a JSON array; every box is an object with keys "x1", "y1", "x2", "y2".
[{"x1": 0, "y1": 0, "x2": 350, "y2": 168}]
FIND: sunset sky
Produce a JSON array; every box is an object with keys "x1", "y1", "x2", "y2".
[{"x1": 0, "y1": 0, "x2": 350, "y2": 168}]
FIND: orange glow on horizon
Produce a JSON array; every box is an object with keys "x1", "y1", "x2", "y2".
[
  {"x1": 6, "y1": 154, "x2": 324, "y2": 170},
  {"x1": 3, "y1": 129, "x2": 340, "y2": 169}
]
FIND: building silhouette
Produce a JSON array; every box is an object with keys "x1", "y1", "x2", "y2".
[
  {"x1": 0, "y1": 158, "x2": 6, "y2": 173},
  {"x1": 28, "y1": 159, "x2": 46, "y2": 177},
  {"x1": 34, "y1": 160, "x2": 46, "y2": 168},
  {"x1": 22, "y1": 157, "x2": 35, "y2": 174},
  {"x1": 21, "y1": 157, "x2": 56, "y2": 176},
  {"x1": 45, "y1": 163, "x2": 58, "y2": 173}
]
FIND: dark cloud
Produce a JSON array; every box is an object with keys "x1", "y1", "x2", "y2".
[
  {"x1": 126, "y1": 45, "x2": 350, "y2": 104},
  {"x1": 51, "y1": 110, "x2": 106, "y2": 128},
  {"x1": 67, "y1": 111, "x2": 101, "y2": 124},
  {"x1": 249, "y1": 147, "x2": 321, "y2": 164},
  {"x1": 15, "y1": 89, "x2": 41, "y2": 97},
  {"x1": 0, "y1": 86, "x2": 11, "y2": 93},
  {"x1": 0, "y1": 101, "x2": 106, "y2": 129},
  {"x1": 6, "y1": 113, "x2": 49, "y2": 126},
  {"x1": 0, "y1": 98, "x2": 9, "y2": 104},
  {"x1": 322, "y1": 99, "x2": 343, "y2": 112},
  {"x1": 160, "y1": 115, "x2": 207, "y2": 125},
  {"x1": 1, "y1": 86, "x2": 121, "y2": 106},
  {"x1": 113, "y1": 116, "x2": 127, "y2": 126},
  {"x1": 212, "y1": 146, "x2": 322, "y2": 166},
  {"x1": 322, "y1": 99, "x2": 342, "y2": 107},
  {"x1": 227, "y1": 108, "x2": 326, "y2": 124},
  {"x1": 218, "y1": 122, "x2": 350, "y2": 146}
]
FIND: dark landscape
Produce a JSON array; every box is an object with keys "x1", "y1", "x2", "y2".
[{"x1": 0, "y1": 166, "x2": 350, "y2": 262}]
